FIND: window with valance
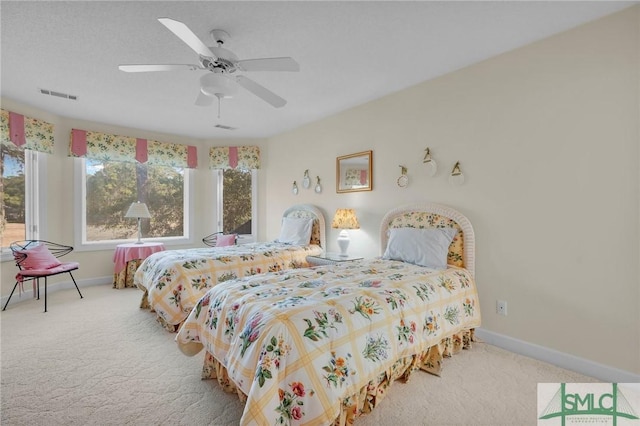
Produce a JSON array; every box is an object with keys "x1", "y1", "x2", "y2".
[
  {"x1": 0, "y1": 108, "x2": 55, "y2": 153},
  {"x1": 0, "y1": 109, "x2": 53, "y2": 249},
  {"x1": 70, "y1": 129, "x2": 198, "y2": 168},
  {"x1": 209, "y1": 146, "x2": 259, "y2": 241},
  {"x1": 70, "y1": 128, "x2": 196, "y2": 245},
  {"x1": 209, "y1": 146, "x2": 260, "y2": 170}
]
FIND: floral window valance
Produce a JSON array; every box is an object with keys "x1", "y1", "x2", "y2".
[
  {"x1": 69, "y1": 128, "x2": 197, "y2": 169},
  {"x1": 209, "y1": 146, "x2": 260, "y2": 170},
  {"x1": 0, "y1": 109, "x2": 55, "y2": 154}
]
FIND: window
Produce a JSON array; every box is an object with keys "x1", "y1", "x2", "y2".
[
  {"x1": 217, "y1": 169, "x2": 257, "y2": 242},
  {"x1": 75, "y1": 158, "x2": 191, "y2": 249},
  {"x1": 1, "y1": 146, "x2": 40, "y2": 255}
]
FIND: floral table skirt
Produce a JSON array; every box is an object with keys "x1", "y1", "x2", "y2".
[{"x1": 112, "y1": 259, "x2": 143, "y2": 289}]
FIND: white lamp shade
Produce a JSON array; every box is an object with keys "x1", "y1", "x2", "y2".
[{"x1": 125, "y1": 202, "x2": 151, "y2": 219}]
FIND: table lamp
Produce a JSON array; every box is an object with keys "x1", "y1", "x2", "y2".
[
  {"x1": 331, "y1": 208, "x2": 360, "y2": 257},
  {"x1": 125, "y1": 202, "x2": 151, "y2": 244}
]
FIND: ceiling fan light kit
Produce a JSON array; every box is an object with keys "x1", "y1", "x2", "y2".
[
  {"x1": 118, "y1": 18, "x2": 299, "y2": 109},
  {"x1": 200, "y1": 73, "x2": 238, "y2": 98}
]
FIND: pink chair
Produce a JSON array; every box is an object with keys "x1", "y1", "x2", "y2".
[{"x1": 3, "y1": 240, "x2": 83, "y2": 312}]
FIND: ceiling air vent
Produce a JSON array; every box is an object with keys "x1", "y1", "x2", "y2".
[
  {"x1": 39, "y1": 88, "x2": 78, "y2": 101},
  {"x1": 214, "y1": 124, "x2": 236, "y2": 130}
]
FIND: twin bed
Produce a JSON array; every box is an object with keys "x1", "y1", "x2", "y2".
[
  {"x1": 134, "y1": 204, "x2": 326, "y2": 331},
  {"x1": 174, "y1": 203, "x2": 481, "y2": 425}
]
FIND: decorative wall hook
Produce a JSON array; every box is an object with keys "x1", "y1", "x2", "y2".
[
  {"x1": 397, "y1": 165, "x2": 408, "y2": 188},
  {"x1": 292, "y1": 181, "x2": 299, "y2": 195},
  {"x1": 314, "y1": 176, "x2": 322, "y2": 193},
  {"x1": 302, "y1": 170, "x2": 311, "y2": 189},
  {"x1": 449, "y1": 162, "x2": 465, "y2": 186},
  {"x1": 423, "y1": 148, "x2": 437, "y2": 177}
]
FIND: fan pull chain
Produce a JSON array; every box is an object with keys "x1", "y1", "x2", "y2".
[{"x1": 217, "y1": 95, "x2": 221, "y2": 119}]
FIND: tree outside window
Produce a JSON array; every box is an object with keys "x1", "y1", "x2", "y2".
[
  {"x1": 85, "y1": 159, "x2": 185, "y2": 241},
  {"x1": 219, "y1": 169, "x2": 254, "y2": 237}
]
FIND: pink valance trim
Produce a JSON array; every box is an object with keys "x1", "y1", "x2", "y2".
[
  {"x1": 209, "y1": 145, "x2": 260, "y2": 170},
  {"x1": 228, "y1": 146, "x2": 238, "y2": 169},
  {"x1": 187, "y1": 146, "x2": 198, "y2": 168},
  {"x1": 8, "y1": 112, "x2": 26, "y2": 147},
  {"x1": 71, "y1": 129, "x2": 87, "y2": 156},
  {"x1": 136, "y1": 138, "x2": 148, "y2": 163}
]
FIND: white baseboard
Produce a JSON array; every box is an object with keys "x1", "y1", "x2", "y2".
[
  {"x1": 1, "y1": 276, "x2": 112, "y2": 309},
  {"x1": 475, "y1": 328, "x2": 640, "y2": 383}
]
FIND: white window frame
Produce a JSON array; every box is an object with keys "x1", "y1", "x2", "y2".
[
  {"x1": 216, "y1": 169, "x2": 257, "y2": 243},
  {"x1": 73, "y1": 158, "x2": 194, "y2": 251},
  {"x1": 1, "y1": 149, "x2": 44, "y2": 261}
]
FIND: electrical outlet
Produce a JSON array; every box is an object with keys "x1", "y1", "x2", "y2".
[{"x1": 496, "y1": 300, "x2": 508, "y2": 316}]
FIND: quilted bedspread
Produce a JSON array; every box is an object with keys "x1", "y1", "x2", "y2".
[
  {"x1": 176, "y1": 258, "x2": 481, "y2": 425},
  {"x1": 134, "y1": 242, "x2": 323, "y2": 326}
]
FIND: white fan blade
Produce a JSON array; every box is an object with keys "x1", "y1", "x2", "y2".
[
  {"x1": 118, "y1": 64, "x2": 200, "y2": 72},
  {"x1": 158, "y1": 17, "x2": 216, "y2": 59},
  {"x1": 235, "y1": 76, "x2": 287, "y2": 108},
  {"x1": 236, "y1": 57, "x2": 300, "y2": 72},
  {"x1": 195, "y1": 91, "x2": 214, "y2": 106}
]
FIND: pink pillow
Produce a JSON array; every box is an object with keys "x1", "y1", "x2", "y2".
[
  {"x1": 18, "y1": 244, "x2": 62, "y2": 270},
  {"x1": 216, "y1": 234, "x2": 236, "y2": 247}
]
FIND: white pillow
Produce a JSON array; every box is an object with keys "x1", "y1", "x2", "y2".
[
  {"x1": 382, "y1": 227, "x2": 457, "y2": 270},
  {"x1": 277, "y1": 217, "x2": 313, "y2": 245}
]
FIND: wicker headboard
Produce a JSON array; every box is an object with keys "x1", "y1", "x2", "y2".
[
  {"x1": 379, "y1": 203, "x2": 475, "y2": 277},
  {"x1": 282, "y1": 204, "x2": 326, "y2": 249}
]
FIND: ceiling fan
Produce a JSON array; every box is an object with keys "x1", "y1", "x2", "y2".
[{"x1": 118, "y1": 18, "x2": 299, "y2": 110}]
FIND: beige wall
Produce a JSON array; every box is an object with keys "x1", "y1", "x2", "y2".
[
  {"x1": 1, "y1": 7, "x2": 637, "y2": 375},
  {"x1": 263, "y1": 7, "x2": 640, "y2": 374}
]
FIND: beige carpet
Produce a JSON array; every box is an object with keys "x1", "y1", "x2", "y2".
[{"x1": 0, "y1": 285, "x2": 597, "y2": 426}]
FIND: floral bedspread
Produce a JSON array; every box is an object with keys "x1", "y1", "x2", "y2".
[
  {"x1": 176, "y1": 258, "x2": 481, "y2": 425},
  {"x1": 134, "y1": 242, "x2": 323, "y2": 326}
]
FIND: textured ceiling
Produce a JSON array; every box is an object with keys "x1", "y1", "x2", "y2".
[{"x1": 1, "y1": 1, "x2": 635, "y2": 140}]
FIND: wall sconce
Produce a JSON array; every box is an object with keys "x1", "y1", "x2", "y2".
[
  {"x1": 423, "y1": 148, "x2": 437, "y2": 177},
  {"x1": 315, "y1": 176, "x2": 322, "y2": 193},
  {"x1": 302, "y1": 170, "x2": 311, "y2": 189},
  {"x1": 397, "y1": 165, "x2": 408, "y2": 188},
  {"x1": 449, "y1": 162, "x2": 465, "y2": 186},
  {"x1": 292, "y1": 181, "x2": 299, "y2": 195}
]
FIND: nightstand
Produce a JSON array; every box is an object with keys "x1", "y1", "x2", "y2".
[
  {"x1": 306, "y1": 253, "x2": 364, "y2": 266},
  {"x1": 113, "y1": 242, "x2": 165, "y2": 289}
]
